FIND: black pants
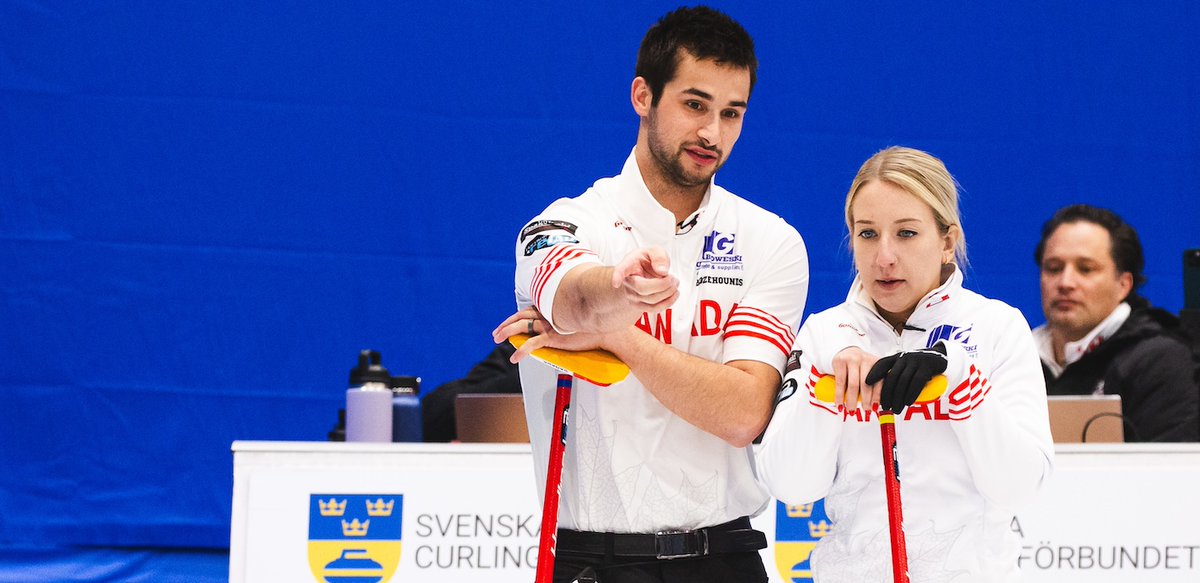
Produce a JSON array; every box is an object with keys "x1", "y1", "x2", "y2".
[
  {"x1": 554, "y1": 550, "x2": 768, "y2": 583},
  {"x1": 552, "y1": 517, "x2": 768, "y2": 583}
]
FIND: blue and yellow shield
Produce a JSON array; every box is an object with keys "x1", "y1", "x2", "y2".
[
  {"x1": 774, "y1": 499, "x2": 832, "y2": 583},
  {"x1": 308, "y1": 494, "x2": 403, "y2": 583}
]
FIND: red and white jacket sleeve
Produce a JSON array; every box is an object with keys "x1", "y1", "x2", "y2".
[
  {"x1": 754, "y1": 310, "x2": 857, "y2": 505},
  {"x1": 943, "y1": 305, "x2": 1054, "y2": 513},
  {"x1": 513, "y1": 201, "x2": 602, "y2": 330},
  {"x1": 724, "y1": 223, "x2": 809, "y2": 374}
]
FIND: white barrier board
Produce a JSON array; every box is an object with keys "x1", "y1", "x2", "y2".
[{"x1": 229, "y1": 442, "x2": 1200, "y2": 582}]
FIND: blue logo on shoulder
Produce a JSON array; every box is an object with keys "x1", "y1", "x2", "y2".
[{"x1": 927, "y1": 324, "x2": 976, "y2": 354}]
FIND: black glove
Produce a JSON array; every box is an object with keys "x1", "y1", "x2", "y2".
[{"x1": 866, "y1": 342, "x2": 948, "y2": 413}]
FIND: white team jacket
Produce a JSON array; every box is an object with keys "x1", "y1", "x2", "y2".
[
  {"x1": 755, "y1": 268, "x2": 1054, "y2": 582},
  {"x1": 514, "y1": 150, "x2": 809, "y2": 533}
]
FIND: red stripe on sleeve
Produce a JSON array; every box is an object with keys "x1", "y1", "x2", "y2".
[
  {"x1": 726, "y1": 306, "x2": 796, "y2": 348},
  {"x1": 724, "y1": 329, "x2": 789, "y2": 355},
  {"x1": 531, "y1": 245, "x2": 595, "y2": 308}
]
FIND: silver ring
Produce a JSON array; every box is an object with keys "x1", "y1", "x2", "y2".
[{"x1": 527, "y1": 319, "x2": 536, "y2": 336}]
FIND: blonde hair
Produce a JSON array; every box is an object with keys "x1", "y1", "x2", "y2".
[{"x1": 844, "y1": 146, "x2": 967, "y2": 265}]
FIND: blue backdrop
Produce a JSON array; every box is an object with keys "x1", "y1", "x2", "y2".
[{"x1": 1, "y1": 1, "x2": 1197, "y2": 579}]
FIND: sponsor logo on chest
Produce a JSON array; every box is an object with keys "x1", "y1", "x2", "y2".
[
  {"x1": 695, "y1": 231, "x2": 743, "y2": 274},
  {"x1": 926, "y1": 323, "x2": 977, "y2": 355}
]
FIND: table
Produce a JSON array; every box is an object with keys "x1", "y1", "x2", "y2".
[{"x1": 229, "y1": 441, "x2": 1200, "y2": 582}]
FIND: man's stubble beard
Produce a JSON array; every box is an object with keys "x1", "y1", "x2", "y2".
[{"x1": 646, "y1": 112, "x2": 723, "y2": 190}]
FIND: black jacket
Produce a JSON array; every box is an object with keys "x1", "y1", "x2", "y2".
[
  {"x1": 1043, "y1": 308, "x2": 1199, "y2": 442},
  {"x1": 421, "y1": 343, "x2": 521, "y2": 442}
]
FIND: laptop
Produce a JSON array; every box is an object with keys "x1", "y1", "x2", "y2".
[
  {"x1": 1046, "y1": 395, "x2": 1124, "y2": 443},
  {"x1": 454, "y1": 394, "x2": 530, "y2": 443}
]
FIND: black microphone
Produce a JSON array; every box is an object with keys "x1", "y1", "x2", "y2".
[{"x1": 677, "y1": 214, "x2": 699, "y2": 234}]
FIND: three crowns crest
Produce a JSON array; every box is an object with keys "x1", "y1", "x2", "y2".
[{"x1": 318, "y1": 497, "x2": 396, "y2": 536}]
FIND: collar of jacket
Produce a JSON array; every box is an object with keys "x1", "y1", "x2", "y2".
[
  {"x1": 608, "y1": 149, "x2": 725, "y2": 244},
  {"x1": 846, "y1": 264, "x2": 964, "y2": 334}
]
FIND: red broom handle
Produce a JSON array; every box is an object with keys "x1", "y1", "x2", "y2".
[
  {"x1": 534, "y1": 374, "x2": 574, "y2": 583},
  {"x1": 879, "y1": 412, "x2": 909, "y2": 583}
]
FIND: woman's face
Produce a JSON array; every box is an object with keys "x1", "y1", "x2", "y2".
[{"x1": 851, "y1": 180, "x2": 956, "y2": 328}]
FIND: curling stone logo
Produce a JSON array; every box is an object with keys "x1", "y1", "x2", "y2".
[
  {"x1": 308, "y1": 494, "x2": 403, "y2": 583},
  {"x1": 774, "y1": 499, "x2": 832, "y2": 583}
]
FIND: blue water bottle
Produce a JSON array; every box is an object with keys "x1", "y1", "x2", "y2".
[{"x1": 390, "y1": 375, "x2": 422, "y2": 442}]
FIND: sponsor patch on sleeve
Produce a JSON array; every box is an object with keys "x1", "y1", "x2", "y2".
[
  {"x1": 520, "y1": 219, "x2": 578, "y2": 242},
  {"x1": 524, "y1": 233, "x2": 580, "y2": 256}
]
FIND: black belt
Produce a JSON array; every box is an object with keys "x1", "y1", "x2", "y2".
[{"x1": 557, "y1": 516, "x2": 767, "y2": 560}]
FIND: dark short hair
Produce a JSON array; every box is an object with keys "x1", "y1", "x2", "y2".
[
  {"x1": 1034, "y1": 204, "x2": 1147, "y2": 290},
  {"x1": 635, "y1": 6, "x2": 757, "y2": 106}
]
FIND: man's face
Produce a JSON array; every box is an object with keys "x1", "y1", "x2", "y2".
[
  {"x1": 639, "y1": 52, "x2": 750, "y2": 189},
  {"x1": 1039, "y1": 221, "x2": 1133, "y2": 341}
]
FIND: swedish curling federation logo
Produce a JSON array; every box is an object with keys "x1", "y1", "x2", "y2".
[
  {"x1": 774, "y1": 499, "x2": 832, "y2": 583},
  {"x1": 309, "y1": 494, "x2": 403, "y2": 583}
]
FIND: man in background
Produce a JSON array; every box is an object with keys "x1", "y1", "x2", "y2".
[{"x1": 1034, "y1": 204, "x2": 1198, "y2": 441}]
